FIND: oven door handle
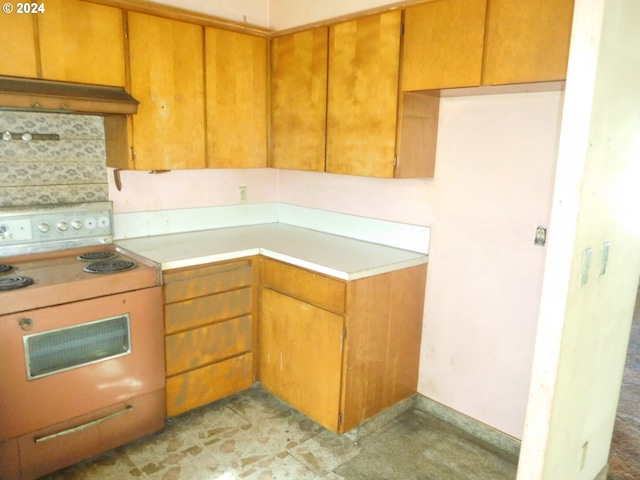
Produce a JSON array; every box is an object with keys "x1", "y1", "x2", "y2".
[{"x1": 33, "y1": 405, "x2": 133, "y2": 444}]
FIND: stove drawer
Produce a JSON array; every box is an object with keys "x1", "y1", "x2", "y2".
[{"x1": 0, "y1": 389, "x2": 164, "y2": 480}]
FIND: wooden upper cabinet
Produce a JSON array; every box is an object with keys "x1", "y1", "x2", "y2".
[
  {"x1": 0, "y1": 14, "x2": 37, "y2": 78},
  {"x1": 402, "y1": 0, "x2": 487, "y2": 91},
  {"x1": 205, "y1": 28, "x2": 268, "y2": 168},
  {"x1": 37, "y1": 0, "x2": 126, "y2": 86},
  {"x1": 326, "y1": 11, "x2": 402, "y2": 178},
  {"x1": 271, "y1": 28, "x2": 328, "y2": 172},
  {"x1": 127, "y1": 12, "x2": 206, "y2": 170},
  {"x1": 482, "y1": 0, "x2": 575, "y2": 85}
]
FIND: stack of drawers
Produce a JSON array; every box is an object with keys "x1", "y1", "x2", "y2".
[{"x1": 163, "y1": 259, "x2": 255, "y2": 416}]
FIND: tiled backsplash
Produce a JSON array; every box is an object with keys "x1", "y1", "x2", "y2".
[{"x1": 0, "y1": 111, "x2": 108, "y2": 207}]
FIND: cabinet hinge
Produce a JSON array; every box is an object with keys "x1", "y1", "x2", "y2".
[
  {"x1": 401, "y1": 22, "x2": 405, "y2": 36},
  {"x1": 338, "y1": 412, "x2": 343, "y2": 424},
  {"x1": 393, "y1": 155, "x2": 398, "y2": 167}
]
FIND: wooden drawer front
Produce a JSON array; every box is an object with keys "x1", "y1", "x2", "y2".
[
  {"x1": 164, "y1": 264, "x2": 253, "y2": 303},
  {"x1": 166, "y1": 353, "x2": 253, "y2": 417},
  {"x1": 262, "y1": 259, "x2": 345, "y2": 313},
  {"x1": 165, "y1": 287, "x2": 252, "y2": 334},
  {"x1": 166, "y1": 315, "x2": 252, "y2": 376}
]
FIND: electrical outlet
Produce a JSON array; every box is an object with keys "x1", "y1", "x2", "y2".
[
  {"x1": 534, "y1": 226, "x2": 547, "y2": 246},
  {"x1": 239, "y1": 186, "x2": 248, "y2": 204}
]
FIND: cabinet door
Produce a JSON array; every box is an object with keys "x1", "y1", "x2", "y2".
[
  {"x1": 260, "y1": 288, "x2": 343, "y2": 432},
  {"x1": 271, "y1": 28, "x2": 328, "y2": 172},
  {"x1": 38, "y1": 0, "x2": 126, "y2": 86},
  {"x1": 326, "y1": 12, "x2": 402, "y2": 178},
  {"x1": 205, "y1": 28, "x2": 267, "y2": 168},
  {"x1": 482, "y1": 0, "x2": 574, "y2": 85},
  {"x1": 128, "y1": 12, "x2": 205, "y2": 170},
  {"x1": 402, "y1": 0, "x2": 487, "y2": 91},
  {"x1": 0, "y1": 14, "x2": 37, "y2": 77}
]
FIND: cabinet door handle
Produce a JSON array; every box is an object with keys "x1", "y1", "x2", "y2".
[{"x1": 34, "y1": 405, "x2": 133, "y2": 443}]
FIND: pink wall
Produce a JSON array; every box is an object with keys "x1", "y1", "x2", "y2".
[
  {"x1": 420, "y1": 90, "x2": 562, "y2": 437},
  {"x1": 109, "y1": 168, "x2": 277, "y2": 213},
  {"x1": 277, "y1": 170, "x2": 433, "y2": 226}
]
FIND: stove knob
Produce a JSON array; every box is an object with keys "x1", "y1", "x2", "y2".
[
  {"x1": 38, "y1": 222, "x2": 50, "y2": 233},
  {"x1": 56, "y1": 221, "x2": 69, "y2": 232},
  {"x1": 71, "y1": 219, "x2": 83, "y2": 230},
  {"x1": 19, "y1": 318, "x2": 33, "y2": 332},
  {"x1": 85, "y1": 217, "x2": 97, "y2": 230},
  {"x1": 98, "y1": 216, "x2": 110, "y2": 229}
]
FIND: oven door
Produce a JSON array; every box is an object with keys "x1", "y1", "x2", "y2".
[{"x1": 0, "y1": 287, "x2": 165, "y2": 442}]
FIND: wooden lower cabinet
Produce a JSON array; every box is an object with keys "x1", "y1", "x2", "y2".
[
  {"x1": 259, "y1": 258, "x2": 427, "y2": 433},
  {"x1": 260, "y1": 288, "x2": 344, "y2": 431},
  {"x1": 163, "y1": 259, "x2": 256, "y2": 416},
  {"x1": 161, "y1": 254, "x2": 427, "y2": 432}
]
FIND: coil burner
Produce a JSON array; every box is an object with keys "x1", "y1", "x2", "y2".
[
  {"x1": 0, "y1": 276, "x2": 34, "y2": 291},
  {"x1": 0, "y1": 264, "x2": 15, "y2": 274},
  {"x1": 83, "y1": 259, "x2": 137, "y2": 274},
  {"x1": 76, "y1": 251, "x2": 118, "y2": 261}
]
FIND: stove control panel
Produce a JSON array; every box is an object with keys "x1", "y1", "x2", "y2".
[
  {"x1": 0, "y1": 218, "x2": 32, "y2": 242},
  {"x1": 0, "y1": 202, "x2": 114, "y2": 255}
]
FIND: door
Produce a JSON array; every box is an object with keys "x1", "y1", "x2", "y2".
[
  {"x1": 259, "y1": 288, "x2": 344, "y2": 431},
  {"x1": 402, "y1": 0, "x2": 487, "y2": 90},
  {"x1": 482, "y1": 0, "x2": 575, "y2": 84},
  {"x1": 0, "y1": 14, "x2": 37, "y2": 77},
  {"x1": 271, "y1": 28, "x2": 328, "y2": 172},
  {"x1": 38, "y1": 0, "x2": 126, "y2": 86},
  {"x1": 326, "y1": 11, "x2": 402, "y2": 178},
  {"x1": 127, "y1": 12, "x2": 205, "y2": 170},
  {"x1": 205, "y1": 27, "x2": 268, "y2": 168}
]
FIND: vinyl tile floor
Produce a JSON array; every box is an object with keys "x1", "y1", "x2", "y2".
[{"x1": 41, "y1": 387, "x2": 519, "y2": 480}]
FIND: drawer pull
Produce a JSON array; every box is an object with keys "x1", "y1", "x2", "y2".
[{"x1": 34, "y1": 405, "x2": 133, "y2": 443}]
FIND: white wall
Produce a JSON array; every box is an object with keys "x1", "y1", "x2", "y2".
[
  {"x1": 146, "y1": 0, "x2": 270, "y2": 27},
  {"x1": 518, "y1": 0, "x2": 640, "y2": 477},
  {"x1": 269, "y1": 0, "x2": 403, "y2": 30}
]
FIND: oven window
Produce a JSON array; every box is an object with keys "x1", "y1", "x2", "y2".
[{"x1": 24, "y1": 314, "x2": 131, "y2": 380}]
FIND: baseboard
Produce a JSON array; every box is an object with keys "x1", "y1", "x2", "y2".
[
  {"x1": 414, "y1": 394, "x2": 521, "y2": 458},
  {"x1": 593, "y1": 463, "x2": 608, "y2": 480},
  {"x1": 343, "y1": 395, "x2": 417, "y2": 442}
]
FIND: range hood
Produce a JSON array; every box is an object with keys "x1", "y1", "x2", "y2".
[{"x1": 0, "y1": 76, "x2": 139, "y2": 115}]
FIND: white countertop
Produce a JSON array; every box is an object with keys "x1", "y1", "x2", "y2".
[{"x1": 116, "y1": 223, "x2": 428, "y2": 280}]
